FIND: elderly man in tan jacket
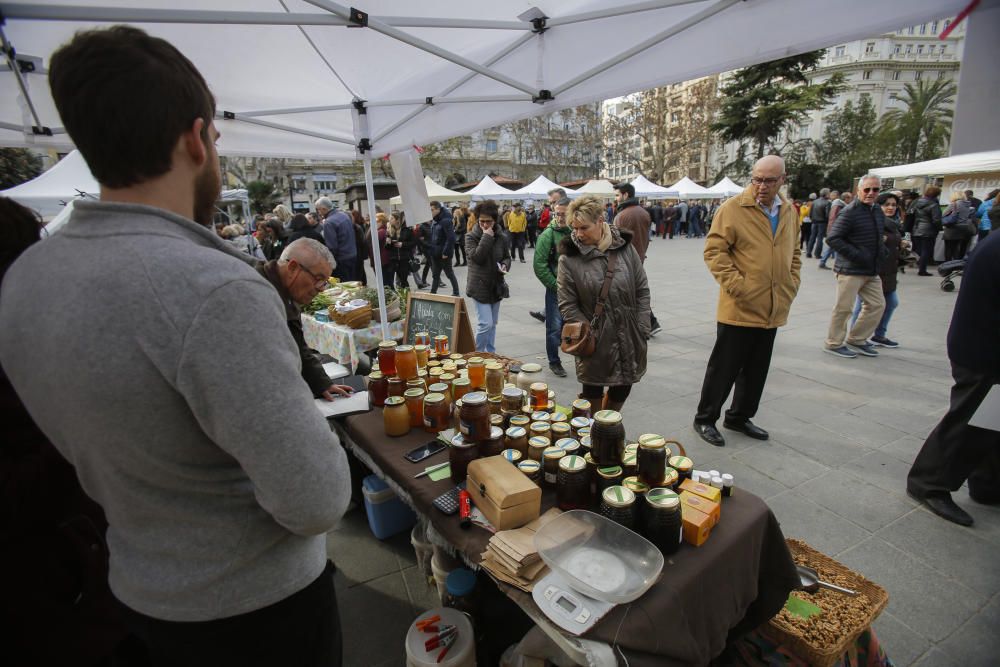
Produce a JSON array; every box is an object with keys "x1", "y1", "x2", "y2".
[{"x1": 693, "y1": 156, "x2": 802, "y2": 447}]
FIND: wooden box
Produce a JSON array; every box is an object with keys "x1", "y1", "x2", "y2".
[{"x1": 467, "y1": 456, "x2": 542, "y2": 530}]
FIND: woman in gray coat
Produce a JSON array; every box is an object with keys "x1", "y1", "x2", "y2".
[
  {"x1": 558, "y1": 195, "x2": 651, "y2": 412},
  {"x1": 909, "y1": 185, "x2": 942, "y2": 275},
  {"x1": 464, "y1": 200, "x2": 512, "y2": 353}
]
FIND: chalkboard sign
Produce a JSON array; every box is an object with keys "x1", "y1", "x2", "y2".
[{"x1": 404, "y1": 292, "x2": 475, "y2": 353}]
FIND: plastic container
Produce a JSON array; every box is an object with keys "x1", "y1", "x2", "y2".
[
  {"x1": 362, "y1": 475, "x2": 417, "y2": 540},
  {"x1": 405, "y1": 607, "x2": 476, "y2": 667},
  {"x1": 533, "y1": 509, "x2": 663, "y2": 604},
  {"x1": 411, "y1": 521, "x2": 434, "y2": 579}
]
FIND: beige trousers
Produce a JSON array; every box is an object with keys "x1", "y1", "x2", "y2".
[{"x1": 825, "y1": 274, "x2": 886, "y2": 348}]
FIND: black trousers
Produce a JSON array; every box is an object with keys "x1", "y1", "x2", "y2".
[
  {"x1": 695, "y1": 323, "x2": 777, "y2": 425},
  {"x1": 454, "y1": 235, "x2": 466, "y2": 265},
  {"x1": 118, "y1": 561, "x2": 341, "y2": 667},
  {"x1": 907, "y1": 363, "x2": 1000, "y2": 499},
  {"x1": 431, "y1": 255, "x2": 460, "y2": 295},
  {"x1": 913, "y1": 236, "x2": 934, "y2": 273},
  {"x1": 582, "y1": 383, "x2": 632, "y2": 404}
]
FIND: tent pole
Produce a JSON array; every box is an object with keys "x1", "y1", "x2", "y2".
[
  {"x1": 551, "y1": 0, "x2": 739, "y2": 97},
  {"x1": 217, "y1": 114, "x2": 356, "y2": 145},
  {"x1": 0, "y1": 4, "x2": 350, "y2": 25},
  {"x1": 236, "y1": 103, "x2": 357, "y2": 117},
  {"x1": 0, "y1": 27, "x2": 47, "y2": 134},
  {"x1": 362, "y1": 155, "x2": 389, "y2": 340}
]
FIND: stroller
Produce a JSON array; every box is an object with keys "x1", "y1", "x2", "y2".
[{"x1": 937, "y1": 259, "x2": 965, "y2": 292}]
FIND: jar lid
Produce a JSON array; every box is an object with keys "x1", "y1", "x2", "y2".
[
  {"x1": 570, "y1": 417, "x2": 591, "y2": 429},
  {"x1": 550, "y1": 412, "x2": 568, "y2": 423},
  {"x1": 711, "y1": 476, "x2": 724, "y2": 488},
  {"x1": 505, "y1": 426, "x2": 527, "y2": 438},
  {"x1": 669, "y1": 455, "x2": 693, "y2": 470},
  {"x1": 429, "y1": 368, "x2": 444, "y2": 376},
  {"x1": 369, "y1": 371, "x2": 384, "y2": 379},
  {"x1": 468, "y1": 356, "x2": 484, "y2": 364},
  {"x1": 453, "y1": 377, "x2": 470, "y2": 386},
  {"x1": 559, "y1": 455, "x2": 586, "y2": 472},
  {"x1": 518, "y1": 460, "x2": 541, "y2": 473},
  {"x1": 502, "y1": 449, "x2": 523, "y2": 462},
  {"x1": 384, "y1": 396, "x2": 405, "y2": 406},
  {"x1": 551, "y1": 422, "x2": 571, "y2": 435},
  {"x1": 486, "y1": 362, "x2": 504, "y2": 370},
  {"x1": 556, "y1": 438, "x2": 580, "y2": 450},
  {"x1": 446, "y1": 568, "x2": 476, "y2": 597},
  {"x1": 449, "y1": 353, "x2": 464, "y2": 359},
  {"x1": 662, "y1": 468, "x2": 679, "y2": 485},
  {"x1": 623, "y1": 442, "x2": 638, "y2": 455},
  {"x1": 593, "y1": 409, "x2": 623, "y2": 425},
  {"x1": 531, "y1": 411, "x2": 551, "y2": 422},
  {"x1": 416, "y1": 331, "x2": 430, "y2": 338},
  {"x1": 463, "y1": 391, "x2": 487, "y2": 405},
  {"x1": 451, "y1": 434, "x2": 474, "y2": 449},
  {"x1": 597, "y1": 465, "x2": 623, "y2": 479},
  {"x1": 406, "y1": 379, "x2": 424, "y2": 387},
  {"x1": 578, "y1": 427, "x2": 591, "y2": 436},
  {"x1": 403, "y1": 388, "x2": 425, "y2": 398},
  {"x1": 441, "y1": 362, "x2": 457, "y2": 371},
  {"x1": 488, "y1": 396, "x2": 502, "y2": 404},
  {"x1": 622, "y1": 476, "x2": 649, "y2": 494},
  {"x1": 528, "y1": 436, "x2": 550, "y2": 449},
  {"x1": 580, "y1": 436, "x2": 592, "y2": 448},
  {"x1": 646, "y1": 488, "x2": 680, "y2": 508},
  {"x1": 427, "y1": 360, "x2": 442, "y2": 367},
  {"x1": 378, "y1": 340, "x2": 397, "y2": 349},
  {"x1": 529, "y1": 382, "x2": 548, "y2": 392},
  {"x1": 440, "y1": 373, "x2": 456, "y2": 382},
  {"x1": 502, "y1": 387, "x2": 523, "y2": 398},
  {"x1": 396, "y1": 344, "x2": 414, "y2": 352},
  {"x1": 490, "y1": 425, "x2": 504, "y2": 439},
  {"x1": 418, "y1": 369, "x2": 428, "y2": 377},
  {"x1": 722, "y1": 473, "x2": 734, "y2": 485},
  {"x1": 602, "y1": 485, "x2": 635, "y2": 507},
  {"x1": 520, "y1": 363, "x2": 542, "y2": 373},
  {"x1": 510, "y1": 415, "x2": 530, "y2": 426},
  {"x1": 584, "y1": 452, "x2": 595, "y2": 465},
  {"x1": 428, "y1": 383, "x2": 449, "y2": 393},
  {"x1": 435, "y1": 334, "x2": 449, "y2": 340},
  {"x1": 638, "y1": 434, "x2": 666, "y2": 449},
  {"x1": 621, "y1": 452, "x2": 637, "y2": 467},
  {"x1": 413, "y1": 344, "x2": 428, "y2": 351},
  {"x1": 572, "y1": 398, "x2": 592, "y2": 410},
  {"x1": 424, "y1": 393, "x2": 445, "y2": 404},
  {"x1": 543, "y1": 446, "x2": 565, "y2": 461},
  {"x1": 530, "y1": 422, "x2": 551, "y2": 432},
  {"x1": 490, "y1": 415, "x2": 505, "y2": 427}
]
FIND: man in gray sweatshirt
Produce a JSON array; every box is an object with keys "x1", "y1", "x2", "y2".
[{"x1": 0, "y1": 27, "x2": 350, "y2": 666}]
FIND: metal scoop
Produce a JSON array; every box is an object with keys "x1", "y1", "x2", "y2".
[{"x1": 796, "y1": 565, "x2": 859, "y2": 597}]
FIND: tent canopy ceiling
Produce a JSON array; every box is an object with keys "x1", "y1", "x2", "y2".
[
  {"x1": 870, "y1": 150, "x2": 1000, "y2": 179},
  {"x1": 0, "y1": 0, "x2": 966, "y2": 162}
]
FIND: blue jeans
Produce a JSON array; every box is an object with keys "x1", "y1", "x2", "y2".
[
  {"x1": 819, "y1": 243, "x2": 836, "y2": 265},
  {"x1": 850, "y1": 290, "x2": 898, "y2": 339},
  {"x1": 544, "y1": 288, "x2": 563, "y2": 366},
  {"x1": 807, "y1": 223, "x2": 826, "y2": 257},
  {"x1": 472, "y1": 299, "x2": 501, "y2": 353}
]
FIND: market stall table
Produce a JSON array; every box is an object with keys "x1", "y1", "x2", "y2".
[
  {"x1": 301, "y1": 313, "x2": 404, "y2": 372},
  {"x1": 335, "y1": 408, "x2": 801, "y2": 667}
]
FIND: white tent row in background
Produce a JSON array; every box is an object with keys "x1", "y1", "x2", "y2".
[
  {"x1": 706, "y1": 177, "x2": 744, "y2": 197},
  {"x1": 571, "y1": 179, "x2": 617, "y2": 199},
  {"x1": 667, "y1": 176, "x2": 717, "y2": 199},
  {"x1": 388, "y1": 175, "x2": 469, "y2": 206},
  {"x1": 869, "y1": 150, "x2": 1000, "y2": 179},
  {"x1": 515, "y1": 175, "x2": 577, "y2": 200},
  {"x1": 630, "y1": 175, "x2": 678, "y2": 199}
]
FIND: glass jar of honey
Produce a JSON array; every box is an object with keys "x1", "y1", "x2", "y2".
[
  {"x1": 621, "y1": 449, "x2": 638, "y2": 478},
  {"x1": 501, "y1": 387, "x2": 524, "y2": 414},
  {"x1": 595, "y1": 465, "x2": 624, "y2": 499},
  {"x1": 403, "y1": 387, "x2": 425, "y2": 427},
  {"x1": 434, "y1": 334, "x2": 450, "y2": 356},
  {"x1": 529, "y1": 421, "x2": 551, "y2": 442},
  {"x1": 489, "y1": 414, "x2": 505, "y2": 431},
  {"x1": 383, "y1": 396, "x2": 409, "y2": 436},
  {"x1": 556, "y1": 438, "x2": 580, "y2": 457},
  {"x1": 516, "y1": 363, "x2": 542, "y2": 393},
  {"x1": 395, "y1": 345, "x2": 418, "y2": 381},
  {"x1": 501, "y1": 448, "x2": 523, "y2": 465},
  {"x1": 530, "y1": 411, "x2": 551, "y2": 423},
  {"x1": 557, "y1": 455, "x2": 590, "y2": 511},
  {"x1": 406, "y1": 379, "x2": 426, "y2": 394},
  {"x1": 486, "y1": 396, "x2": 501, "y2": 417},
  {"x1": 377, "y1": 340, "x2": 397, "y2": 376},
  {"x1": 452, "y1": 377, "x2": 471, "y2": 402},
  {"x1": 599, "y1": 485, "x2": 637, "y2": 530},
  {"x1": 368, "y1": 371, "x2": 388, "y2": 407},
  {"x1": 387, "y1": 376, "x2": 406, "y2": 398},
  {"x1": 542, "y1": 447, "x2": 566, "y2": 486},
  {"x1": 414, "y1": 344, "x2": 430, "y2": 370},
  {"x1": 485, "y1": 362, "x2": 505, "y2": 398},
  {"x1": 549, "y1": 411, "x2": 568, "y2": 424},
  {"x1": 449, "y1": 434, "x2": 477, "y2": 484},
  {"x1": 529, "y1": 382, "x2": 548, "y2": 411},
  {"x1": 527, "y1": 436, "x2": 550, "y2": 462},
  {"x1": 504, "y1": 426, "x2": 528, "y2": 456},
  {"x1": 478, "y1": 426, "x2": 505, "y2": 458},
  {"x1": 571, "y1": 399, "x2": 592, "y2": 419},
  {"x1": 452, "y1": 399, "x2": 463, "y2": 431},
  {"x1": 439, "y1": 373, "x2": 456, "y2": 387},
  {"x1": 550, "y1": 422, "x2": 572, "y2": 441},
  {"x1": 466, "y1": 357, "x2": 486, "y2": 389},
  {"x1": 590, "y1": 410, "x2": 625, "y2": 466},
  {"x1": 509, "y1": 414, "x2": 530, "y2": 430},
  {"x1": 423, "y1": 393, "x2": 449, "y2": 433},
  {"x1": 660, "y1": 467, "x2": 680, "y2": 491},
  {"x1": 637, "y1": 435, "x2": 667, "y2": 488},
  {"x1": 414, "y1": 331, "x2": 431, "y2": 347},
  {"x1": 518, "y1": 459, "x2": 541, "y2": 482},
  {"x1": 569, "y1": 417, "x2": 590, "y2": 439},
  {"x1": 459, "y1": 392, "x2": 490, "y2": 441},
  {"x1": 669, "y1": 455, "x2": 694, "y2": 481},
  {"x1": 427, "y1": 383, "x2": 451, "y2": 411},
  {"x1": 643, "y1": 489, "x2": 682, "y2": 556}
]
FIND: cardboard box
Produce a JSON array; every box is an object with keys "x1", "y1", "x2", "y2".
[
  {"x1": 467, "y1": 455, "x2": 542, "y2": 530},
  {"x1": 681, "y1": 503, "x2": 712, "y2": 546},
  {"x1": 679, "y1": 478, "x2": 722, "y2": 504},
  {"x1": 680, "y1": 490, "x2": 720, "y2": 526}
]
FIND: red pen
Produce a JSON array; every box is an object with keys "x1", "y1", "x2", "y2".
[
  {"x1": 436, "y1": 632, "x2": 457, "y2": 662},
  {"x1": 458, "y1": 490, "x2": 471, "y2": 529}
]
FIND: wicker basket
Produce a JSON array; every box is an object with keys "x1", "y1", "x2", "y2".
[
  {"x1": 765, "y1": 539, "x2": 889, "y2": 667},
  {"x1": 343, "y1": 304, "x2": 373, "y2": 329}
]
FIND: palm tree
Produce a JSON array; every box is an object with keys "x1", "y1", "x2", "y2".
[{"x1": 879, "y1": 79, "x2": 956, "y2": 162}]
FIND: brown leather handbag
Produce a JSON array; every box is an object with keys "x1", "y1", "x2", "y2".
[{"x1": 561, "y1": 251, "x2": 618, "y2": 357}]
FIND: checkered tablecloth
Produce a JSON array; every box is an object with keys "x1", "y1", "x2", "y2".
[{"x1": 301, "y1": 314, "x2": 404, "y2": 372}]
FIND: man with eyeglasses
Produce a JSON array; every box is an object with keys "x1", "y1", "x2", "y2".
[
  {"x1": 823, "y1": 175, "x2": 888, "y2": 359},
  {"x1": 694, "y1": 156, "x2": 801, "y2": 447},
  {"x1": 257, "y1": 238, "x2": 355, "y2": 400}
]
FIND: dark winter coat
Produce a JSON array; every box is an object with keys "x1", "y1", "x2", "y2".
[
  {"x1": 429, "y1": 209, "x2": 457, "y2": 258},
  {"x1": 809, "y1": 197, "x2": 830, "y2": 230},
  {"x1": 557, "y1": 226, "x2": 650, "y2": 386},
  {"x1": 288, "y1": 217, "x2": 325, "y2": 245},
  {"x1": 464, "y1": 223, "x2": 512, "y2": 304},
  {"x1": 880, "y1": 216, "x2": 903, "y2": 294},
  {"x1": 612, "y1": 198, "x2": 651, "y2": 262},
  {"x1": 942, "y1": 199, "x2": 975, "y2": 241},
  {"x1": 826, "y1": 200, "x2": 888, "y2": 276},
  {"x1": 910, "y1": 196, "x2": 942, "y2": 239},
  {"x1": 387, "y1": 225, "x2": 416, "y2": 263}
]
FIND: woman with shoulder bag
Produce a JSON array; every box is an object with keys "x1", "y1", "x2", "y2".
[
  {"x1": 910, "y1": 185, "x2": 942, "y2": 275},
  {"x1": 942, "y1": 191, "x2": 975, "y2": 261},
  {"x1": 557, "y1": 195, "x2": 651, "y2": 413},
  {"x1": 464, "y1": 200, "x2": 512, "y2": 353},
  {"x1": 386, "y1": 211, "x2": 416, "y2": 288}
]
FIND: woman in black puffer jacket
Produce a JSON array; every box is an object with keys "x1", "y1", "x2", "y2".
[{"x1": 909, "y1": 185, "x2": 941, "y2": 276}]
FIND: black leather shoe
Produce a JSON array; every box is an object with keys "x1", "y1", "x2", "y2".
[
  {"x1": 693, "y1": 421, "x2": 725, "y2": 447},
  {"x1": 529, "y1": 311, "x2": 545, "y2": 323},
  {"x1": 549, "y1": 364, "x2": 567, "y2": 378},
  {"x1": 723, "y1": 419, "x2": 769, "y2": 440},
  {"x1": 912, "y1": 491, "x2": 973, "y2": 526}
]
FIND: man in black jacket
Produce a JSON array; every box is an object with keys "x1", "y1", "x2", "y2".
[
  {"x1": 428, "y1": 201, "x2": 460, "y2": 296},
  {"x1": 806, "y1": 188, "x2": 830, "y2": 258},
  {"x1": 823, "y1": 176, "x2": 887, "y2": 359}
]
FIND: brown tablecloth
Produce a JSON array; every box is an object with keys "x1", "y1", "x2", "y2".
[{"x1": 340, "y1": 408, "x2": 800, "y2": 666}]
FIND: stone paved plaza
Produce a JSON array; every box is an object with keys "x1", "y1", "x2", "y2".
[{"x1": 329, "y1": 234, "x2": 999, "y2": 666}]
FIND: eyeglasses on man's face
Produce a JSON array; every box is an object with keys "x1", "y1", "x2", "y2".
[
  {"x1": 862, "y1": 187, "x2": 881, "y2": 194},
  {"x1": 297, "y1": 262, "x2": 329, "y2": 288},
  {"x1": 750, "y1": 176, "x2": 781, "y2": 186}
]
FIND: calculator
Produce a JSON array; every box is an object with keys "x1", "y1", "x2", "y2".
[{"x1": 432, "y1": 482, "x2": 466, "y2": 515}]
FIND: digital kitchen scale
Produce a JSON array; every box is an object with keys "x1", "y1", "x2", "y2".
[{"x1": 532, "y1": 557, "x2": 621, "y2": 634}]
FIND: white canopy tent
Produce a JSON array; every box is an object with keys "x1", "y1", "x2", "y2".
[
  {"x1": 514, "y1": 174, "x2": 576, "y2": 200},
  {"x1": 572, "y1": 179, "x2": 616, "y2": 199},
  {"x1": 630, "y1": 175, "x2": 677, "y2": 199},
  {"x1": 668, "y1": 176, "x2": 714, "y2": 199},
  {"x1": 1, "y1": 149, "x2": 98, "y2": 217},
  {"x1": 706, "y1": 176, "x2": 744, "y2": 197},
  {"x1": 389, "y1": 174, "x2": 469, "y2": 205},
  {"x1": 0, "y1": 0, "x2": 969, "y2": 338},
  {"x1": 464, "y1": 174, "x2": 518, "y2": 201},
  {"x1": 870, "y1": 150, "x2": 1000, "y2": 178}
]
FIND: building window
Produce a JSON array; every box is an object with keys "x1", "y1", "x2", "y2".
[
  {"x1": 486, "y1": 139, "x2": 497, "y2": 153},
  {"x1": 907, "y1": 26, "x2": 914, "y2": 35},
  {"x1": 917, "y1": 44, "x2": 924, "y2": 55},
  {"x1": 944, "y1": 19, "x2": 951, "y2": 30},
  {"x1": 863, "y1": 70, "x2": 872, "y2": 80},
  {"x1": 919, "y1": 24, "x2": 926, "y2": 35},
  {"x1": 905, "y1": 44, "x2": 912, "y2": 55},
  {"x1": 914, "y1": 71, "x2": 922, "y2": 80},
  {"x1": 835, "y1": 45, "x2": 845, "y2": 57},
  {"x1": 940, "y1": 45, "x2": 947, "y2": 55},
  {"x1": 670, "y1": 111, "x2": 679, "y2": 123},
  {"x1": 892, "y1": 70, "x2": 901, "y2": 80},
  {"x1": 865, "y1": 42, "x2": 876, "y2": 54},
  {"x1": 893, "y1": 44, "x2": 901, "y2": 55},
  {"x1": 889, "y1": 93, "x2": 898, "y2": 105},
  {"x1": 938, "y1": 71, "x2": 947, "y2": 80},
  {"x1": 931, "y1": 20, "x2": 939, "y2": 34}
]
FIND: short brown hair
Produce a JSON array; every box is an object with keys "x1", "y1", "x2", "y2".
[
  {"x1": 567, "y1": 195, "x2": 605, "y2": 225},
  {"x1": 49, "y1": 26, "x2": 215, "y2": 188},
  {"x1": 923, "y1": 185, "x2": 942, "y2": 198}
]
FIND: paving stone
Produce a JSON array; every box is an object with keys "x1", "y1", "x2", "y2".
[
  {"x1": 839, "y1": 450, "x2": 915, "y2": 496},
  {"x1": 813, "y1": 412, "x2": 908, "y2": 448},
  {"x1": 950, "y1": 494, "x2": 1000, "y2": 548},
  {"x1": 327, "y1": 507, "x2": 410, "y2": 584},
  {"x1": 936, "y1": 599, "x2": 1000, "y2": 667},
  {"x1": 734, "y1": 442, "x2": 830, "y2": 488},
  {"x1": 879, "y1": 434, "x2": 926, "y2": 465},
  {"x1": 765, "y1": 490, "x2": 870, "y2": 556},
  {"x1": 849, "y1": 402, "x2": 942, "y2": 439},
  {"x1": 400, "y1": 564, "x2": 441, "y2": 614},
  {"x1": 797, "y1": 471, "x2": 916, "y2": 532},
  {"x1": 837, "y1": 537, "x2": 978, "y2": 642},
  {"x1": 872, "y1": 611, "x2": 931, "y2": 667},
  {"x1": 912, "y1": 647, "x2": 960, "y2": 667},
  {"x1": 770, "y1": 419, "x2": 873, "y2": 468},
  {"x1": 336, "y1": 571, "x2": 416, "y2": 666}
]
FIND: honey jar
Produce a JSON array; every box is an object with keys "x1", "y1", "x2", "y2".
[
  {"x1": 377, "y1": 340, "x2": 397, "y2": 376},
  {"x1": 452, "y1": 377, "x2": 471, "y2": 402},
  {"x1": 527, "y1": 436, "x2": 550, "y2": 462},
  {"x1": 517, "y1": 459, "x2": 541, "y2": 482},
  {"x1": 501, "y1": 387, "x2": 524, "y2": 413},
  {"x1": 590, "y1": 410, "x2": 625, "y2": 466},
  {"x1": 529, "y1": 382, "x2": 549, "y2": 411},
  {"x1": 542, "y1": 447, "x2": 566, "y2": 485},
  {"x1": 669, "y1": 455, "x2": 694, "y2": 482},
  {"x1": 550, "y1": 422, "x2": 572, "y2": 441},
  {"x1": 529, "y1": 421, "x2": 551, "y2": 441},
  {"x1": 467, "y1": 357, "x2": 486, "y2": 389},
  {"x1": 423, "y1": 393, "x2": 449, "y2": 433},
  {"x1": 595, "y1": 465, "x2": 624, "y2": 499},
  {"x1": 516, "y1": 363, "x2": 543, "y2": 393},
  {"x1": 570, "y1": 417, "x2": 590, "y2": 440},
  {"x1": 383, "y1": 396, "x2": 409, "y2": 436},
  {"x1": 478, "y1": 426, "x2": 505, "y2": 458},
  {"x1": 557, "y1": 455, "x2": 590, "y2": 511},
  {"x1": 414, "y1": 331, "x2": 431, "y2": 347},
  {"x1": 368, "y1": 371, "x2": 388, "y2": 408},
  {"x1": 459, "y1": 392, "x2": 490, "y2": 441},
  {"x1": 509, "y1": 415, "x2": 530, "y2": 429},
  {"x1": 530, "y1": 411, "x2": 551, "y2": 423},
  {"x1": 485, "y1": 362, "x2": 505, "y2": 398},
  {"x1": 571, "y1": 399, "x2": 592, "y2": 419},
  {"x1": 599, "y1": 486, "x2": 637, "y2": 530},
  {"x1": 637, "y1": 435, "x2": 667, "y2": 488},
  {"x1": 387, "y1": 376, "x2": 406, "y2": 398},
  {"x1": 395, "y1": 345, "x2": 418, "y2": 381},
  {"x1": 502, "y1": 448, "x2": 523, "y2": 465},
  {"x1": 504, "y1": 426, "x2": 528, "y2": 456},
  {"x1": 434, "y1": 334, "x2": 450, "y2": 356},
  {"x1": 414, "y1": 344, "x2": 429, "y2": 369},
  {"x1": 427, "y1": 383, "x2": 451, "y2": 410},
  {"x1": 549, "y1": 411, "x2": 568, "y2": 424},
  {"x1": 449, "y1": 434, "x2": 477, "y2": 484},
  {"x1": 403, "y1": 387, "x2": 425, "y2": 427},
  {"x1": 556, "y1": 438, "x2": 580, "y2": 457}
]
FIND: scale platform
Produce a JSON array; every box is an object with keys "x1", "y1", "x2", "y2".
[{"x1": 532, "y1": 548, "x2": 630, "y2": 635}]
